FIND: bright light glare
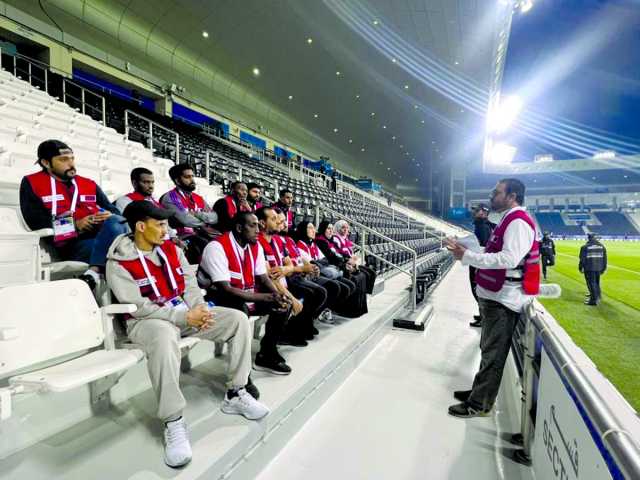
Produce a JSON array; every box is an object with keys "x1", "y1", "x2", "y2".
[
  {"x1": 489, "y1": 143, "x2": 517, "y2": 164},
  {"x1": 487, "y1": 95, "x2": 523, "y2": 133},
  {"x1": 593, "y1": 150, "x2": 616, "y2": 159},
  {"x1": 520, "y1": 0, "x2": 533, "y2": 13}
]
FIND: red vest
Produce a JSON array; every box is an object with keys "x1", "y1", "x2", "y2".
[
  {"x1": 272, "y1": 203, "x2": 294, "y2": 229},
  {"x1": 258, "y1": 232, "x2": 284, "y2": 268},
  {"x1": 118, "y1": 240, "x2": 186, "y2": 306},
  {"x1": 26, "y1": 171, "x2": 99, "y2": 221},
  {"x1": 215, "y1": 231, "x2": 259, "y2": 291},
  {"x1": 250, "y1": 201, "x2": 263, "y2": 212},
  {"x1": 333, "y1": 234, "x2": 354, "y2": 256},
  {"x1": 126, "y1": 191, "x2": 162, "y2": 207},
  {"x1": 475, "y1": 209, "x2": 540, "y2": 295},
  {"x1": 316, "y1": 234, "x2": 340, "y2": 256},
  {"x1": 224, "y1": 195, "x2": 251, "y2": 218},
  {"x1": 297, "y1": 240, "x2": 320, "y2": 260},
  {"x1": 283, "y1": 236, "x2": 303, "y2": 266},
  {"x1": 165, "y1": 188, "x2": 206, "y2": 236}
]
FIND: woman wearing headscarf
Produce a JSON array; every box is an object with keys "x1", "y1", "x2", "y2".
[
  {"x1": 332, "y1": 220, "x2": 377, "y2": 294},
  {"x1": 315, "y1": 220, "x2": 368, "y2": 318}
]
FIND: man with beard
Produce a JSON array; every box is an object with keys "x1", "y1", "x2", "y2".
[
  {"x1": 213, "y1": 181, "x2": 251, "y2": 232},
  {"x1": 246, "y1": 182, "x2": 263, "y2": 211},
  {"x1": 20, "y1": 139, "x2": 127, "y2": 290},
  {"x1": 160, "y1": 163, "x2": 218, "y2": 263},
  {"x1": 115, "y1": 167, "x2": 163, "y2": 211},
  {"x1": 272, "y1": 189, "x2": 295, "y2": 232}
]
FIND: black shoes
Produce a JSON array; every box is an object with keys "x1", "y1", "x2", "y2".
[
  {"x1": 278, "y1": 335, "x2": 308, "y2": 347},
  {"x1": 253, "y1": 352, "x2": 292, "y2": 375},
  {"x1": 473, "y1": 315, "x2": 481, "y2": 321},
  {"x1": 448, "y1": 402, "x2": 491, "y2": 418},
  {"x1": 453, "y1": 390, "x2": 472, "y2": 402},
  {"x1": 469, "y1": 319, "x2": 482, "y2": 328}
]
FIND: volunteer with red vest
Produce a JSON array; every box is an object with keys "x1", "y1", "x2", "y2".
[
  {"x1": 115, "y1": 167, "x2": 164, "y2": 212},
  {"x1": 333, "y1": 220, "x2": 377, "y2": 294},
  {"x1": 446, "y1": 178, "x2": 540, "y2": 418},
  {"x1": 213, "y1": 181, "x2": 252, "y2": 232},
  {"x1": 19, "y1": 139, "x2": 127, "y2": 290},
  {"x1": 199, "y1": 211, "x2": 294, "y2": 376},
  {"x1": 106, "y1": 201, "x2": 269, "y2": 468},
  {"x1": 272, "y1": 188, "x2": 295, "y2": 232},
  {"x1": 160, "y1": 163, "x2": 218, "y2": 263},
  {"x1": 246, "y1": 182, "x2": 264, "y2": 211}
]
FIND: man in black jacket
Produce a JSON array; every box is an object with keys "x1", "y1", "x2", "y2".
[
  {"x1": 579, "y1": 234, "x2": 607, "y2": 306},
  {"x1": 540, "y1": 232, "x2": 556, "y2": 280},
  {"x1": 469, "y1": 204, "x2": 496, "y2": 327}
]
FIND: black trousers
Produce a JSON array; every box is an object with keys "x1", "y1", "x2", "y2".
[
  {"x1": 314, "y1": 276, "x2": 351, "y2": 310},
  {"x1": 287, "y1": 275, "x2": 328, "y2": 335},
  {"x1": 333, "y1": 270, "x2": 368, "y2": 318},
  {"x1": 584, "y1": 271, "x2": 602, "y2": 303},
  {"x1": 467, "y1": 298, "x2": 520, "y2": 411},
  {"x1": 469, "y1": 266, "x2": 479, "y2": 303},
  {"x1": 358, "y1": 264, "x2": 377, "y2": 294},
  {"x1": 207, "y1": 293, "x2": 288, "y2": 358}
]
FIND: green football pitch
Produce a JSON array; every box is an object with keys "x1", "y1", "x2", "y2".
[{"x1": 539, "y1": 240, "x2": 640, "y2": 412}]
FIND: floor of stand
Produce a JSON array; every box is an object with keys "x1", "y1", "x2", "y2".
[
  {"x1": 256, "y1": 263, "x2": 534, "y2": 480},
  {"x1": 1, "y1": 273, "x2": 412, "y2": 480}
]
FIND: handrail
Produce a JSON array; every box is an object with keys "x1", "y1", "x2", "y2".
[
  {"x1": 124, "y1": 109, "x2": 180, "y2": 160},
  {"x1": 315, "y1": 203, "x2": 419, "y2": 312},
  {"x1": 517, "y1": 300, "x2": 640, "y2": 477}
]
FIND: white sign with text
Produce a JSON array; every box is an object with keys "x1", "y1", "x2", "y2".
[{"x1": 532, "y1": 349, "x2": 614, "y2": 480}]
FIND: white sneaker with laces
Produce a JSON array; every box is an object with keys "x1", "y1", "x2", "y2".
[
  {"x1": 164, "y1": 417, "x2": 192, "y2": 468},
  {"x1": 221, "y1": 388, "x2": 270, "y2": 420}
]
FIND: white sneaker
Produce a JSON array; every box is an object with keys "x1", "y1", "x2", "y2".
[
  {"x1": 164, "y1": 417, "x2": 192, "y2": 468},
  {"x1": 221, "y1": 388, "x2": 270, "y2": 420},
  {"x1": 319, "y1": 309, "x2": 335, "y2": 324}
]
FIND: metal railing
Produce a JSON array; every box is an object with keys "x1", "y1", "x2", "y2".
[
  {"x1": 0, "y1": 48, "x2": 107, "y2": 125},
  {"x1": 124, "y1": 109, "x2": 179, "y2": 160},
  {"x1": 315, "y1": 204, "x2": 419, "y2": 312},
  {"x1": 516, "y1": 301, "x2": 640, "y2": 478}
]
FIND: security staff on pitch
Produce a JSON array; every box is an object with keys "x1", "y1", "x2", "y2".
[
  {"x1": 540, "y1": 232, "x2": 556, "y2": 280},
  {"x1": 579, "y1": 233, "x2": 607, "y2": 306}
]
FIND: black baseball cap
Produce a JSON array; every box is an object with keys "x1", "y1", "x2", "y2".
[
  {"x1": 473, "y1": 203, "x2": 489, "y2": 212},
  {"x1": 122, "y1": 201, "x2": 172, "y2": 231},
  {"x1": 37, "y1": 139, "x2": 73, "y2": 164}
]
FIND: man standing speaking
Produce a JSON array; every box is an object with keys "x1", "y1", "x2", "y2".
[{"x1": 445, "y1": 178, "x2": 540, "y2": 417}]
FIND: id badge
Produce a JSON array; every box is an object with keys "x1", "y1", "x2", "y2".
[
  {"x1": 166, "y1": 297, "x2": 188, "y2": 313},
  {"x1": 53, "y1": 213, "x2": 78, "y2": 246}
]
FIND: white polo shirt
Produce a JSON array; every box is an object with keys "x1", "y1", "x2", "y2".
[{"x1": 200, "y1": 234, "x2": 267, "y2": 283}]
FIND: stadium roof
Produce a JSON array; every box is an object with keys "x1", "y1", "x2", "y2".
[{"x1": 4, "y1": 0, "x2": 510, "y2": 191}]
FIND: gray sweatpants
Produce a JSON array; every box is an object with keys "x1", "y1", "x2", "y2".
[
  {"x1": 467, "y1": 298, "x2": 520, "y2": 411},
  {"x1": 127, "y1": 306, "x2": 252, "y2": 422}
]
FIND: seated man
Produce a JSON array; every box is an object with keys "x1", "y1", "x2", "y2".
[
  {"x1": 246, "y1": 182, "x2": 264, "y2": 211},
  {"x1": 212, "y1": 181, "x2": 251, "y2": 232},
  {"x1": 160, "y1": 163, "x2": 218, "y2": 263},
  {"x1": 115, "y1": 167, "x2": 163, "y2": 211},
  {"x1": 200, "y1": 211, "x2": 295, "y2": 375},
  {"x1": 272, "y1": 188, "x2": 295, "y2": 232},
  {"x1": 20, "y1": 139, "x2": 128, "y2": 289},
  {"x1": 106, "y1": 201, "x2": 269, "y2": 468}
]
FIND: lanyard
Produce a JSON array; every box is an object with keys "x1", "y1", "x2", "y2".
[
  {"x1": 271, "y1": 238, "x2": 282, "y2": 265},
  {"x1": 136, "y1": 247, "x2": 178, "y2": 299},
  {"x1": 179, "y1": 189, "x2": 199, "y2": 211},
  {"x1": 50, "y1": 176, "x2": 78, "y2": 218},
  {"x1": 231, "y1": 237, "x2": 254, "y2": 289}
]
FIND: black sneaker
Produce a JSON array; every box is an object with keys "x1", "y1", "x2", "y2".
[
  {"x1": 469, "y1": 319, "x2": 482, "y2": 328},
  {"x1": 253, "y1": 353, "x2": 292, "y2": 375},
  {"x1": 453, "y1": 390, "x2": 472, "y2": 402},
  {"x1": 310, "y1": 326, "x2": 319, "y2": 336},
  {"x1": 473, "y1": 315, "x2": 481, "y2": 321},
  {"x1": 278, "y1": 335, "x2": 308, "y2": 347},
  {"x1": 245, "y1": 376, "x2": 260, "y2": 400},
  {"x1": 448, "y1": 402, "x2": 491, "y2": 418},
  {"x1": 78, "y1": 273, "x2": 97, "y2": 291}
]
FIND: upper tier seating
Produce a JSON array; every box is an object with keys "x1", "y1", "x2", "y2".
[{"x1": 534, "y1": 212, "x2": 584, "y2": 236}]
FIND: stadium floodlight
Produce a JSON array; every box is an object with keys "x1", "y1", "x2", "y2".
[
  {"x1": 519, "y1": 0, "x2": 534, "y2": 13},
  {"x1": 489, "y1": 142, "x2": 517, "y2": 165},
  {"x1": 486, "y1": 95, "x2": 523, "y2": 133},
  {"x1": 593, "y1": 150, "x2": 616, "y2": 159}
]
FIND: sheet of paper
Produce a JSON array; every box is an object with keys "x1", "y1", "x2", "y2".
[{"x1": 456, "y1": 235, "x2": 484, "y2": 253}]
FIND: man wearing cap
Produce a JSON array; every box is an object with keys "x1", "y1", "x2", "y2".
[
  {"x1": 469, "y1": 204, "x2": 496, "y2": 328},
  {"x1": 579, "y1": 233, "x2": 607, "y2": 306},
  {"x1": 106, "y1": 201, "x2": 269, "y2": 468},
  {"x1": 246, "y1": 182, "x2": 263, "y2": 211},
  {"x1": 20, "y1": 139, "x2": 128, "y2": 290},
  {"x1": 212, "y1": 180, "x2": 251, "y2": 232}
]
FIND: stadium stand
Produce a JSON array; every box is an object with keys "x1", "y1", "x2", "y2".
[
  {"x1": 532, "y1": 212, "x2": 585, "y2": 236},
  {"x1": 589, "y1": 211, "x2": 640, "y2": 237}
]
